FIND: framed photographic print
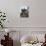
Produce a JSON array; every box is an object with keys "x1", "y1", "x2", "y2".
[{"x1": 20, "y1": 6, "x2": 29, "y2": 17}]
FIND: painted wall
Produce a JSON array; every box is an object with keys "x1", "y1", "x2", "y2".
[{"x1": 0, "y1": 0, "x2": 46, "y2": 27}]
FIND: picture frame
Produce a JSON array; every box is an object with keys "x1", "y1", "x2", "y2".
[{"x1": 20, "y1": 6, "x2": 29, "y2": 17}]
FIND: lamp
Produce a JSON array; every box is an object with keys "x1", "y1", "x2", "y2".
[
  {"x1": 5, "y1": 29, "x2": 10, "y2": 37},
  {"x1": 5, "y1": 29, "x2": 9, "y2": 33}
]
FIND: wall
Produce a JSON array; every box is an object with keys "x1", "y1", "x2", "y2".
[
  {"x1": 0, "y1": 0, "x2": 46, "y2": 46},
  {"x1": 0, "y1": 0, "x2": 46, "y2": 27}
]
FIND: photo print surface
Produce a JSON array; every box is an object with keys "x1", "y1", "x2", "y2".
[{"x1": 20, "y1": 6, "x2": 29, "y2": 17}]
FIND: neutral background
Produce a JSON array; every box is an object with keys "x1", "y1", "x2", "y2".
[{"x1": 0, "y1": 0, "x2": 46, "y2": 27}]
